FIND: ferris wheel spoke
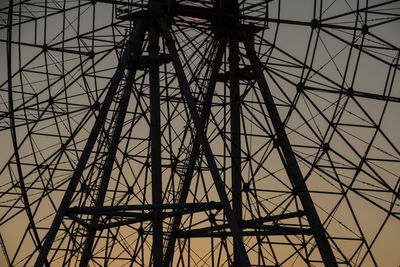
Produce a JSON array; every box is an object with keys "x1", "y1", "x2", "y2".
[{"x1": 1, "y1": 0, "x2": 399, "y2": 266}]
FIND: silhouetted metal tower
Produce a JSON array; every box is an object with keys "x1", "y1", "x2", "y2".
[{"x1": 1, "y1": 0, "x2": 400, "y2": 266}]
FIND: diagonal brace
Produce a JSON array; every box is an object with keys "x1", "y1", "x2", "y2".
[
  {"x1": 159, "y1": 19, "x2": 251, "y2": 267},
  {"x1": 241, "y1": 30, "x2": 338, "y2": 267},
  {"x1": 33, "y1": 14, "x2": 147, "y2": 267},
  {"x1": 163, "y1": 41, "x2": 226, "y2": 267}
]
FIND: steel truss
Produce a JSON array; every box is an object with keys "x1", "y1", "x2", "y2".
[{"x1": 1, "y1": 0, "x2": 400, "y2": 266}]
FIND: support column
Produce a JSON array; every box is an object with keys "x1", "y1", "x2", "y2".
[
  {"x1": 163, "y1": 41, "x2": 226, "y2": 267},
  {"x1": 160, "y1": 20, "x2": 250, "y2": 267},
  {"x1": 229, "y1": 40, "x2": 242, "y2": 267},
  {"x1": 78, "y1": 16, "x2": 147, "y2": 267},
  {"x1": 148, "y1": 19, "x2": 163, "y2": 267},
  {"x1": 242, "y1": 32, "x2": 338, "y2": 267},
  {"x1": 34, "y1": 15, "x2": 147, "y2": 267}
]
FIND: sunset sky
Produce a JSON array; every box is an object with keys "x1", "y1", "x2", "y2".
[{"x1": 0, "y1": 0, "x2": 399, "y2": 266}]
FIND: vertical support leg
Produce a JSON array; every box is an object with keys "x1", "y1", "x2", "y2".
[
  {"x1": 163, "y1": 41, "x2": 226, "y2": 267},
  {"x1": 34, "y1": 16, "x2": 146, "y2": 267},
  {"x1": 160, "y1": 21, "x2": 250, "y2": 267},
  {"x1": 79, "y1": 62, "x2": 137, "y2": 267},
  {"x1": 149, "y1": 20, "x2": 163, "y2": 267},
  {"x1": 78, "y1": 16, "x2": 147, "y2": 267},
  {"x1": 242, "y1": 33, "x2": 338, "y2": 267},
  {"x1": 229, "y1": 40, "x2": 242, "y2": 267}
]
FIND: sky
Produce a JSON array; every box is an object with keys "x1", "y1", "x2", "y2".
[{"x1": 0, "y1": 0, "x2": 399, "y2": 266}]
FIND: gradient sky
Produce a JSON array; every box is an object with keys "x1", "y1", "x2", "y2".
[{"x1": 0, "y1": 0, "x2": 399, "y2": 266}]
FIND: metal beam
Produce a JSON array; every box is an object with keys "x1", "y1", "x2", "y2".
[
  {"x1": 71, "y1": 207, "x2": 221, "y2": 221},
  {"x1": 69, "y1": 202, "x2": 223, "y2": 213},
  {"x1": 159, "y1": 20, "x2": 251, "y2": 267},
  {"x1": 78, "y1": 16, "x2": 146, "y2": 266},
  {"x1": 182, "y1": 211, "x2": 305, "y2": 236},
  {"x1": 7, "y1": 1, "x2": 49, "y2": 266},
  {"x1": 163, "y1": 41, "x2": 226, "y2": 267},
  {"x1": 229, "y1": 39, "x2": 242, "y2": 267},
  {"x1": 0, "y1": 233, "x2": 11, "y2": 267},
  {"x1": 33, "y1": 14, "x2": 146, "y2": 267},
  {"x1": 148, "y1": 17, "x2": 163, "y2": 267},
  {"x1": 178, "y1": 228, "x2": 314, "y2": 238},
  {"x1": 241, "y1": 30, "x2": 338, "y2": 267}
]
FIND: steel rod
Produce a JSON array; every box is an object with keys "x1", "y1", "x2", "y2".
[
  {"x1": 0, "y1": 233, "x2": 11, "y2": 267},
  {"x1": 185, "y1": 211, "x2": 305, "y2": 236},
  {"x1": 7, "y1": 1, "x2": 50, "y2": 266},
  {"x1": 78, "y1": 54, "x2": 143, "y2": 267},
  {"x1": 241, "y1": 31, "x2": 338, "y2": 267},
  {"x1": 149, "y1": 17, "x2": 163, "y2": 267},
  {"x1": 69, "y1": 202, "x2": 223, "y2": 212},
  {"x1": 33, "y1": 15, "x2": 146, "y2": 267},
  {"x1": 178, "y1": 228, "x2": 314, "y2": 238},
  {"x1": 160, "y1": 20, "x2": 251, "y2": 267},
  {"x1": 163, "y1": 41, "x2": 226, "y2": 267},
  {"x1": 78, "y1": 22, "x2": 146, "y2": 266},
  {"x1": 229, "y1": 39, "x2": 242, "y2": 267}
]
